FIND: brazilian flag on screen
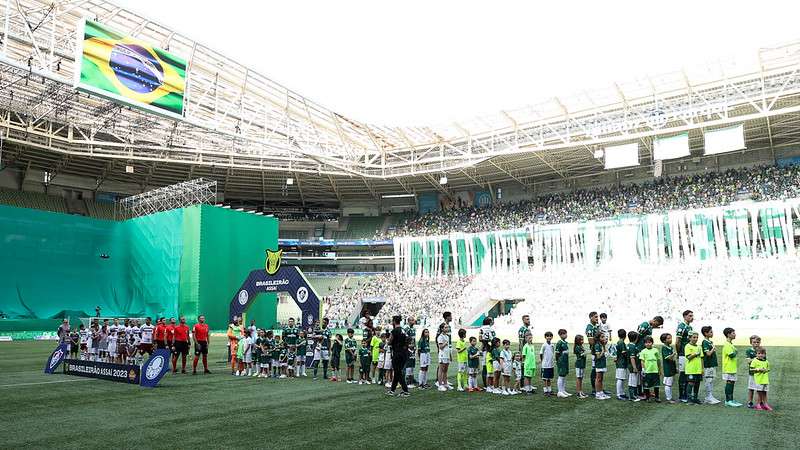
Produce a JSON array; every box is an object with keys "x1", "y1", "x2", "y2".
[{"x1": 77, "y1": 20, "x2": 186, "y2": 117}]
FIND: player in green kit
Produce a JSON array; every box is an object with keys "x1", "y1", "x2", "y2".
[
  {"x1": 585, "y1": 312, "x2": 600, "y2": 395},
  {"x1": 555, "y1": 329, "x2": 571, "y2": 398},
  {"x1": 675, "y1": 310, "x2": 694, "y2": 402},
  {"x1": 721, "y1": 327, "x2": 742, "y2": 407},
  {"x1": 684, "y1": 331, "x2": 703, "y2": 404},
  {"x1": 701, "y1": 326, "x2": 720, "y2": 404},
  {"x1": 660, "y1": 333, "x2": 677, "y2": 403},
  {"x1": 639, "y1": 336, "x2": 661, "y2": 402},
  {"x1": 467, "y1": 337, "x2": 480, "y2": 392},
  {"x1": 344, "y1": 328, "x2": 357, "y2": 383}
]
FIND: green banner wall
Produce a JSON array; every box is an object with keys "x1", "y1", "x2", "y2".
[{"x1": 0, "y1": 204, "x2": 278, "y2": 330}]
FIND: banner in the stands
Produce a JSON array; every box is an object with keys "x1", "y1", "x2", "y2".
[{"x1": 395, "y1": 198, "x2": 800, "y2": 277}]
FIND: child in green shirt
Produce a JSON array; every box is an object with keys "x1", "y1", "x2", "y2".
[
  {"x1": 721, "y1": 327, "x2": 742, "y2": 407},
  {"x1": 522, "y1": 332, "x2": 537, "y2": 395},
  {"x1": 638, "y1": 336, "x2": 661, "y2": 402},
  {"x1": 455, "y1": 328, "x2": 468, "y2": 392},
  {"x1": 750, "y1": 347, "x2": 771, "y2": 411},
  {"x1": 358, "y1": 338, "x2": 371, "y2": 384},
  {"x1": 684, "y1": 332, "x2": 703, "y2": 404}
]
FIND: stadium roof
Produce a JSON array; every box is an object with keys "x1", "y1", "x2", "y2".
[{"x1": 2, "y1": 0, "x2": 800, "y2": 206}]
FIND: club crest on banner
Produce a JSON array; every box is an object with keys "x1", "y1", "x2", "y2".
[
  {"x1": 50, "y1": 349, "x2": 64, "y2": 370},
  {"x1": 297, "y1": 286, "x2": 308, "y2": 303},
  {"x1": 265, "y1": 249, "x2": 283, "y2": 275},
  {"x1": 238, "y1": 290, "x2": 249, "y2": 305},
  {"x1": 146, "y1": 355, "x2": 165, "y2": 380}
]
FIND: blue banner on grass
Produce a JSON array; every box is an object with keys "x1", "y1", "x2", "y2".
[
  {"x1": 140, "y1": 349, "x2": 171, "y2": 388},
  {"x1": 44, "y1": 343, "x2": 68, "y2": 374}
]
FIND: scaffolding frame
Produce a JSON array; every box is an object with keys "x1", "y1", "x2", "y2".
[{"x1": 118, "y1": 178, "x2": 217, "y2": 218}]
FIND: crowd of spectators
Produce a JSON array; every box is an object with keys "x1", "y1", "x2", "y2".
[
  {"x1": 385, "y1": 164, "x2": 800, "y2": 237},
  {"x1": 323, "y1": 274, "x2": 472, "y2": 327}
]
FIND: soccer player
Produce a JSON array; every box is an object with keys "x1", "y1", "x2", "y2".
[
  {"x1": 555, "y1": 329, "x2": 571, "y2": 398},
  {"x1": 404, "y1": 317, "x2": 418, "y2": 387},
  {"x1": 318, "y1": 318, "x2": 333, "y2": 380},
  {"x1": 745, "y1": 335, "x2": 761, "y2": 408},
  {"x1": 89, "y1": 323, "x2": 99, "y2": 362},
  {"x1": 192, "y1": 315, "x2": 211, "y2": 374},
  {"x1": 518, "y1": 314, "x2": 531, "y2": 353},
  {"x1": 139, "y1": 317, "x2": 155, "y2": 362},
  {"x1": 749, "y1": 347, "x2": 771, "y2": 410},
  {"x1": 721, "y1": 327, "x2": 741, "y2": 407},
  {"x1": 639, "y1": 336, "x2": 661, "y2": 402},
  {"x1": 585, "y1": 312, "x2": 599, "y2": 394},
  {"x1": 344, "y1": 328, "x2": 357, "y2": 383},
  {"x1": 436, "y1": 323, "x2": 452, "y2": 392},
  {"x1": 296, "y1": 330, "x2": 308, "y2": 377},
  {"x1": 636, "y1": 316, "x2": 664, "y2": 345},
  {"x1": 479, "y1": 317, "x2": 495, "y2": 388},
  {"x1": 78, "y1": 323, "x2": 89, "y2": 360},
  {"x1": 227, "y1": 317, "x2": 243, "y2": 375},
  {"x1": 627, "y1": 331, "x2": 642, "y2": 401},
  {"x1": 614, "y1": 329, "x2": 629, "y2": 400},
  {"x1": 539, "y1": 331, "x2": 555, "y2": 397},
  {"x1": 467, "y1": 337, "x2": 480, "y2": 392},
  {"x1": 98, "y1": 324, "x2": 108, "y2": 362},
  {"x1": 283, "y1": 318, "x2": 300, "y2": 360},
  {"x1": 331, "y1": 334, "x2": 343, "y2": 382},
  {"x1": 303, "y1": 331, "x2": 315, "y2": 378},
  {"x1": 417, "y1": 328, "x2": 431, "y2": 389},
  {"x1": 660, "y1": 333, "x2": 677, "y2": 403},
  {"x1": 701, "y1": 326, "x2": 720, "y2": 404},
  {"x1": 107, "y1": 322, "x2": 118, "y2": 364},
  {"x1": 684, "y1": 331, "x2": 703, "y2": 404},
  {"x1": 455, "y1": 328, "x2": 468, "y2": 391},
  {"x1": 573, "y1": 334, "x2": 587, "y2": 398},
  {"x1": 675, "y1": 310, "x2": 694, "y2": 402},
  {"x1": 257, "y1": 330, "x2": 270, "y2": 378},
  {"x1": 171, "y1": 316, "x2": 190, "y2": 374},
  {"x1": 593, "y1": 333, "x2": 609, "y2": 400},
  {"x1": 68, "y1": 326, "x2": 79, "y2": 359}
]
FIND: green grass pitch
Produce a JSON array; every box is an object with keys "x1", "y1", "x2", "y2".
[{"x1": 1, "y1": 340, "x2": 797, "y2": 449}]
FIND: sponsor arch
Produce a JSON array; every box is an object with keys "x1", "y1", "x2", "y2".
[{"x1": 228, "y1": 250, "x2": 321, "y2": 328}]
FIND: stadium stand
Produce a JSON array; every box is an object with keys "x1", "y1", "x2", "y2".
[
  {"x1": 333, "y1": 216, "x2": 386, "y2": 239},
  {"x1": 0, "y1": 188, "x2": 118, "y2": 219},
  {"x1": 0, "y1": 188, "x2": 69, "y2": 215},
  {"x1": 387, "y1": 165, "x2": 800, "y2": 237}
]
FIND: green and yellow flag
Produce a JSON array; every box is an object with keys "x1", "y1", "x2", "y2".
[{"x1": 77, "y1": 20, "x2": 186, "y2": 117}]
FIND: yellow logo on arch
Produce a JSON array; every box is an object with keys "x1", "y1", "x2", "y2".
[{"x1": 265, "y1": 249, "x2": 283, "y2": 276}]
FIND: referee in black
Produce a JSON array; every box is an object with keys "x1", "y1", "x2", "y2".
[{"x1": 386, "y1": 315, "x2": 410, "y2": 397}]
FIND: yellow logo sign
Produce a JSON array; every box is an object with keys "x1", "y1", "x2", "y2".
[{"x1": 265, "y1": 249, "x2": 283, "y2": 276}]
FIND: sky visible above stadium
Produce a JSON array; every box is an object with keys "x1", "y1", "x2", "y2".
[{"x1": 120, "y1": 0, "x2": 800, "y2": 126}]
